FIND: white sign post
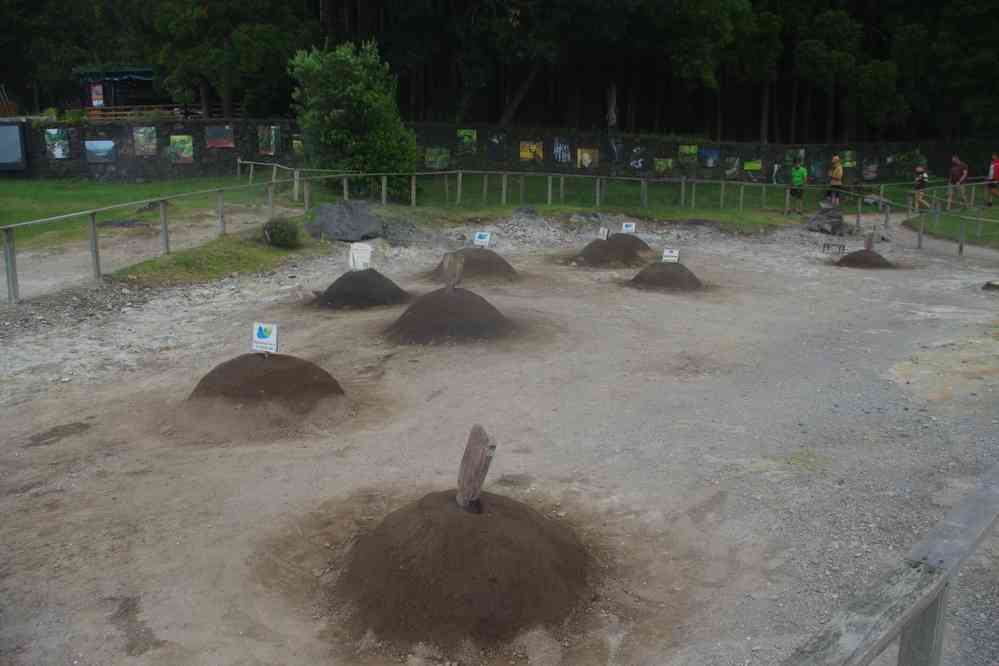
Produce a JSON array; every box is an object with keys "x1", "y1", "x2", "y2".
[
  {"x1": 598, "y1": 227, "x2": 609, "y2": 240},
  {"x1": 662, "y1": 248, "x2": 680, "y2": 263},
  {"x1": 473, "y1": 231, "x2": 492, "y2": 247},
  {"x1": 622, "y1": 222, "x2": 637, "y2": 233},
  {"x1": 252, "y1": 322, "x2": 279, "y2": 354},
  {"x1": 348, "y1": 243, "x2": 373, "y2": 271}
]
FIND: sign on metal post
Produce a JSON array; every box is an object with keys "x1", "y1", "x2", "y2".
[
  {"x1": 473, "y1": 231, "x2": 492, "y2": 248},
  {"x1": 349, "y1": 243, "x2": 373, "y2": 271},
  {"x1": 662, "y1": 248, "x2": 679, "y2": 263},
  {"x1": 622, "y1": 222, "x2": 637, "y2": 233},
  {"x1": 252, "y1": 322, "x2": 279, "y2": 354}
]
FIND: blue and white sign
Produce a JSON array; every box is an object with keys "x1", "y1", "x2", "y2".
[
  {"x1": 252, "y1": 322, "x2": 279, "y2": 354},
  {"x1": 662, "y1": 248, "x2": 679, "y2": 263},
  {"x1": 349, "y1": 243, "x2": 373, "y2": 271},
  {"x1": 622, "y1": 222, "x2": 637, "y2": 233},
  {"x1": 473, "y1": 231, "x2": 492, "y2": 247},
  {"x1": 598, "y1": 227, "x2": 609, "y2": 240}
]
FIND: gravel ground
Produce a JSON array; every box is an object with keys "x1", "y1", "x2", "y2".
[{"x1": 0, "y1": 211, "x2": 997, "y2": 665}]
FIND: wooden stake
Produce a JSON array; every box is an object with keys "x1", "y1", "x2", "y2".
[
  {"x1": 441, "y1": 252, "x2": 465, "y2": 291},
  {"x1": 456, "y1": 424, "x2": 497, "y2": 512}
]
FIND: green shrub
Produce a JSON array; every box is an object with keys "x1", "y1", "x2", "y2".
[
  {"x1": 262, "y1": 218, "x2": 302, "y2": 249},
  {"x1": 289, "y1": 41, "x2": 417, "y2": 196}
]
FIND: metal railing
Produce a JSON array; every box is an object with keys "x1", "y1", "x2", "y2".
[
  {"x1": 783, "y1": 466, "x2": 999, "y2": 666},
  {"x1": 1, "y1": 162, "x2": 987, "y2": 304}
]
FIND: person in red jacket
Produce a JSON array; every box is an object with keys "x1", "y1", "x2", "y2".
[{"x1": 988, "y1": 153, "x2": 999, "y2": 207}]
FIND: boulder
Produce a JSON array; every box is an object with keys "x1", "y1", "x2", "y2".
[
  {"x1": 306, "y1": 201, "x2": 383, "y2": 242},
  {"x1": 805, "y1": 203, "x2": 851, "y2": 236}
]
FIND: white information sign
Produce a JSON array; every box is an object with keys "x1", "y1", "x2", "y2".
[
  {"x1": 622, "y1": 222, "x2": 637, "y2": 233},
  {"x1": 662, "y1": 248, "x2": 680, "y2": 263},
  {"x1": 598, "y1": 227, "x2": 609, "y2": 240},
  {"x1": 473, "y1": 231, "x2": 492, "y2": 247},
  {"x1": 349, "y1": 243, "x2": 373, "y2": 271},
  {"x1": 252, "y1": 322, "x2": 279, "y2": 354}
]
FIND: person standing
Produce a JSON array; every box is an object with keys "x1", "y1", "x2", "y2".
[
  {"x1": 790, "y1": 158, "x2": 808, "y2": 214},
  {"x1": 947, "y1": 155, "x2": 969, "y2": 210},
  {"x1": 828, "y1": 155, "x2": 843, "y2": 206},
  {"x1": 987, "y1": 153, "x2": 999, "y2": 207},
  {"x1": 914, "y1": 165, "x2": 930, "y2": 210}
]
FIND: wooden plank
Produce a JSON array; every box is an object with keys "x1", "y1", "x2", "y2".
[
  {"x1": 781, "y1": 563, "x2": 945, "y2": 666},
  {"x1": 898, "y1": 583, "x2": 949, "y2": 666},
  {"x1": 456, "y1": 425, "x2": 497, "y2": 511},
  {"x1": 441, "y1": 252, "x2": 465, "y2": 290}
]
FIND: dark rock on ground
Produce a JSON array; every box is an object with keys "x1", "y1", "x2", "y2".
[
  {"x1": 805, "y1": 203, "x2": 852, "y2": 236},
  {"x1": 306, "y1": 201, "x2": 383, "y2": 242}
]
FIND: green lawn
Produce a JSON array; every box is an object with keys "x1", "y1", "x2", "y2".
[
  {"x1": 0, "y1": 176, "x2": 292, "y2": 247},
  {"x1": 904, "y1": 202, "x2": 999, "y2": 250}
]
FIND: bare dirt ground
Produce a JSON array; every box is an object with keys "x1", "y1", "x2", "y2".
[{"x1": 1, "y1": 214, "x2": 997, "y2": 665}]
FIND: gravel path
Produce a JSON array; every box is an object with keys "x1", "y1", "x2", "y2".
[{"x1": 0, "y1": 211, "x2": 996, "y2": 665}]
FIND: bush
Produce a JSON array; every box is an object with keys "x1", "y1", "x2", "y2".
[
  {"x1": 289, "y1": 41, "x2": 417, "y2": 195},
  {"x1": 262, "y1": 218, "x2": 302, "y2": 249}
]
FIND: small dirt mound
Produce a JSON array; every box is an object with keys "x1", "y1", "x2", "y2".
[
  {"x1": 630, "y1": 262, "x2": 703, "y2": 291},
  {"x1": 836, "y1": 249, "x2": 895, "y2": 269},
  {"x1": 574, "y1": 233, "x2": 653, "y2": 267},
  {"x1": 316, "y1": 269, "x2": 409, "y2": 310},
  {"x1": 189, "y1": 353, "x2": 344, "y2": 413},
  {"x1": 335, "y1": 490, "x2": 592, "y2": 648},
  {"x1": 429, "y1": 248, "x2": 518, "y2": 283},
  {"x1": 983, "y1": 281, "x2": 999, "y2": 292},
  {"x1": 386, "y1": 288, "x2": 512, "y2": 344}
]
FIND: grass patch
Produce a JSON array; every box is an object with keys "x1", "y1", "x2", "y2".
[
  {"x1": 114, "y1": 232, "x2": 309, "y2": 286},
  {"x1": 904, "y1": 204, "x2": 999, "y2": 250},
  {"x1": 1, "y1": 177, "x2": 294, "y2": 247}
]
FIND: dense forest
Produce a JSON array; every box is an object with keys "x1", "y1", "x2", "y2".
[{"x1": 3, "y1": 0, "x2": 997, "y2": 142}]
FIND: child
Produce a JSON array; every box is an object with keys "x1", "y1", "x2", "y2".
[
  {"x1": 790, "y1": 159, "x2": 808, "y2": 214},
  {"x1": 828, "y1": 155, "x2": 843, "y2": 206},
  {"x1": 914, "y1": 166, "x2": 930, "y2": 210}
]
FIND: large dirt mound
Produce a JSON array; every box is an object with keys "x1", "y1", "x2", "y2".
[
  {"x1": 836, "y1": 249, "x2": 895, "y2": 269},
  {"x1": 574, "y1": 233, "x2": 653, "y2": 267},
  {"x1": 429, "y1": 248, "x2": 518, "y2": 283},
  {"x1": 335, "y1": 490, "x2": 592, "y2": 648},
  {"x1": 189, "y1": 353, "x2": 344, "y2": 413},
  {"x1": 385, "y1": 288, "x2": 513, "y2": 344},
  {"x1": 630, "y1": 262, "x2": 703, "y2": 291},
  {"x1": 316, "y1": 269, "x2": 409, "y2": 310}
]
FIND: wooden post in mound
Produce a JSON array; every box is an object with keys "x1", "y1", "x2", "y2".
[
  {"x1": 441, "y1": 252, "x2": 465, "y2": 291},
  {"x1": 456, "y1": 424, "x2": 497, "y2": 512}
]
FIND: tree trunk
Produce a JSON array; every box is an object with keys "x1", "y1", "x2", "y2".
[
  {"x1": 802, "y1": 87, "x2": 812, "y2": 143},
  {"x1": 627, "y1": 72, "x2": 639, "y2": 132},
  {"x1": 654, "y1": 75, "x2": 665, "y2": 133},
  {"x1": 789, "y1": 77, "x2": 799, "y2": 143},
  {"x1": 716, "y1": 83, "x2": 723, "y2": 141},
  {"x1": 759, "y1": 83, "x2": 769, "y2": 144},
  {"x1": 199, "y1": 80, "x2": 211, "y2": 118},
  {"x1": 498, "y1": 63, "x2": 540, "y2": 128},
  {"x1": 771, "y1": 82, "x2": 781, "y2": 144},
  {"x1": 825, "y1": 82, "x2": 835, "y2": 144},
  {"x1": 606, "y1": 81, "x2": 618, "y2": 130}
]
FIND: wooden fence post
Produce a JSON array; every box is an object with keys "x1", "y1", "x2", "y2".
[
  {"x1": 267, "y1": 185, "x2": 275, "y2": 221},
  {"x1": 691, "y1": 181, "x2": 697, "y2": 208},
  {"x1": 159, "y1": 200, "x2": 170, "y2": 254},
  {"x1": 88, "y1": 212, "x2": 101, "y2": 280},
  {"x1": 720, "y1": 180, "x2": 726, "y2": 208},
  {"x1": 444, "y1": 174, "x2": 450, "y2": 203},
  {"x1": 381, "y1": 175, "x2": 388, "y2": 205},
  {"x1": 762, "y1": 183, "x2": 767, "y2": 208},
  {"x1": 739, "y1": 184, "x2": 745, "y2": 213},
  {"x1": 959, "y1": 218, "x2": 966, "y2": 256},
  {"x1": 456, "y1": 171, "x2": 463, "y2": 206},
  {"x1": 934, "y1": 202, "x2": 941, "y2": 229},
  {"x1": 217, "y1": 190, "x2": 225, "y2": 235},
  {"x1": 293, "y1": 169, "x2": 300, "y2": 202},
  {"x1": 560, "y1": 176, "x2": 565, "y2": 204},
  {"x1": 918, "y1": 215, "x2": 925, "y2": 249},
  {"x1": 681, "y1": 177, "x2": 687, "y2": 207},
  {"x1": 501, "y1": 173, "x2": 508, "y2": 205},
  {"x1": 236, "y1": 157, "x2": 241, "y2": 178},
  {"x1": 411, "y1": 174, "x2": 417, "y2": 207},
  {"x1": 856, "y1": 195, "x2": 862, "y2": 231},
  {"x1": 641, "y1": 179, "x2": 648, "y2": 208},
  {"x1": 879, "y1": 183, "x2": 886, "y2": 211},
  {"x1": 482, "y1": 174, "x2": 489, "y2": 204},
  {"x1": 249, "y1": 162, "x2": 255, "y2": 184},
  {"x1": 595, "y1": 177, "x2": 601, "y2": 208},
  {"x1": 3, "y1": 227, "x2": 18, "y2": 303},
  {"x1": 547, "y1": 176, "x2": 553, "y2": 205},
  {"x1": 970, "y1": 184, "x2": 977, "y2": 208},
  {"x1": 897, "y1": 584, "x2": 949, "y2": 666},
  {"x1": 304, "y1": 179, "x2": 312, "y2": 212},
  {"x1": 784, "y1": 188, "x2": 791, "y2": 215},
  {"x1": 519, "y1": 174, "x2": 525, "y2": 204},
  {"x1": 342, "y1": 177, "x2": 349, "y2": 201},
  {"x1": 271, "y1": 164, "x2": 277, "y2": 183}
]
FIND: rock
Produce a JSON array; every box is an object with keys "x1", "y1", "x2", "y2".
[
  {"x1": 804, "y1": 203, "x2": 852, "y2": 236},
  {"x1": 305, "y1": 201, "x2": 383, "y2": 242},
  {"x1": 983, "y1": 281, "x2": 999, "y2": 292}
]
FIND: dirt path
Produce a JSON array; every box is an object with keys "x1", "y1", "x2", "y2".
[
  {"x1": 0, "y1": 204, "x2": 297, "y2": 300},
  {"x1": 0, "y1": 217, "x2": 997, "y2": 665}
]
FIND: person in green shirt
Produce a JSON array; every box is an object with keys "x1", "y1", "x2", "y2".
[{"x1": 790, "y1": 159, "x2": 808, "y2": 214}]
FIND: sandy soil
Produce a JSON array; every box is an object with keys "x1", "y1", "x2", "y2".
[{"x1": 0, "y1": 217, "x2": 997, "y2": 665}]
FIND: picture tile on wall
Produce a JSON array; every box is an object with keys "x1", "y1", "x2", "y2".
[
  {"x1": 206, "y1": 125, "x2": 235, "y2": 149},
  {"x1": 44, "y1": 128, "x2": 70, "y2": 159},
  {"x1": 167, "y1": 135, "x2": 194, "y2": 164},
  {"x1": 85, "y1": 139, "x2": 116, "y2": 163},
  {"x1": 519, "y1": 141, "x2": 543, "y2": 163},
  {"x1": 577, "y1": 147, "x2": 599, "y2": 170},
  {"x1": 133, "y1": 127, "x2": 157, "y2": 157}
]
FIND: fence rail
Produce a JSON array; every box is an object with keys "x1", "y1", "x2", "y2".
[
  {"x1": 2, "y1": 162, "x2": 995, "y2": 305},
  {"x1": 783, "y1": 466, "x2": 999, "y2": 666}
]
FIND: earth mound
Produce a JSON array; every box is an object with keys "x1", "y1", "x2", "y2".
[
  {"x1": 574, "y1": 233, "x2": 653, "y2": 267},
  {"x1": 189, "y1": 353, "x2": 344, "y2": 413},
  {"x1": 385, "y1": 288, "x2": 513, "y2": 344},
  {"x1": 316, "y1": 269, "x2": 409, "y2": 310},
  {"x1": 630, "y1": 262, "x2": 703, "y2": 291},
  {"x1": 836, "y1": 249, "x2": 895, "y2": 269},
  {"x1": 335, "y1": 490, "x2": 592, "y2": 648},
  {"x1": 983, "y1": 281, "x2": 999, "y2": 292},
  {"x1": 429, "y1": 248, "x2": 518, "y2": 283}
]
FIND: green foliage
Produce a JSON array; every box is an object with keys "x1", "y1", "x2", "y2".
[
  {"x1": 262, "y1": 217, "x2": 302, "y2": 249},
  {"x1": 289, "y1": 42, "x2": 418, "y2": 179}
]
